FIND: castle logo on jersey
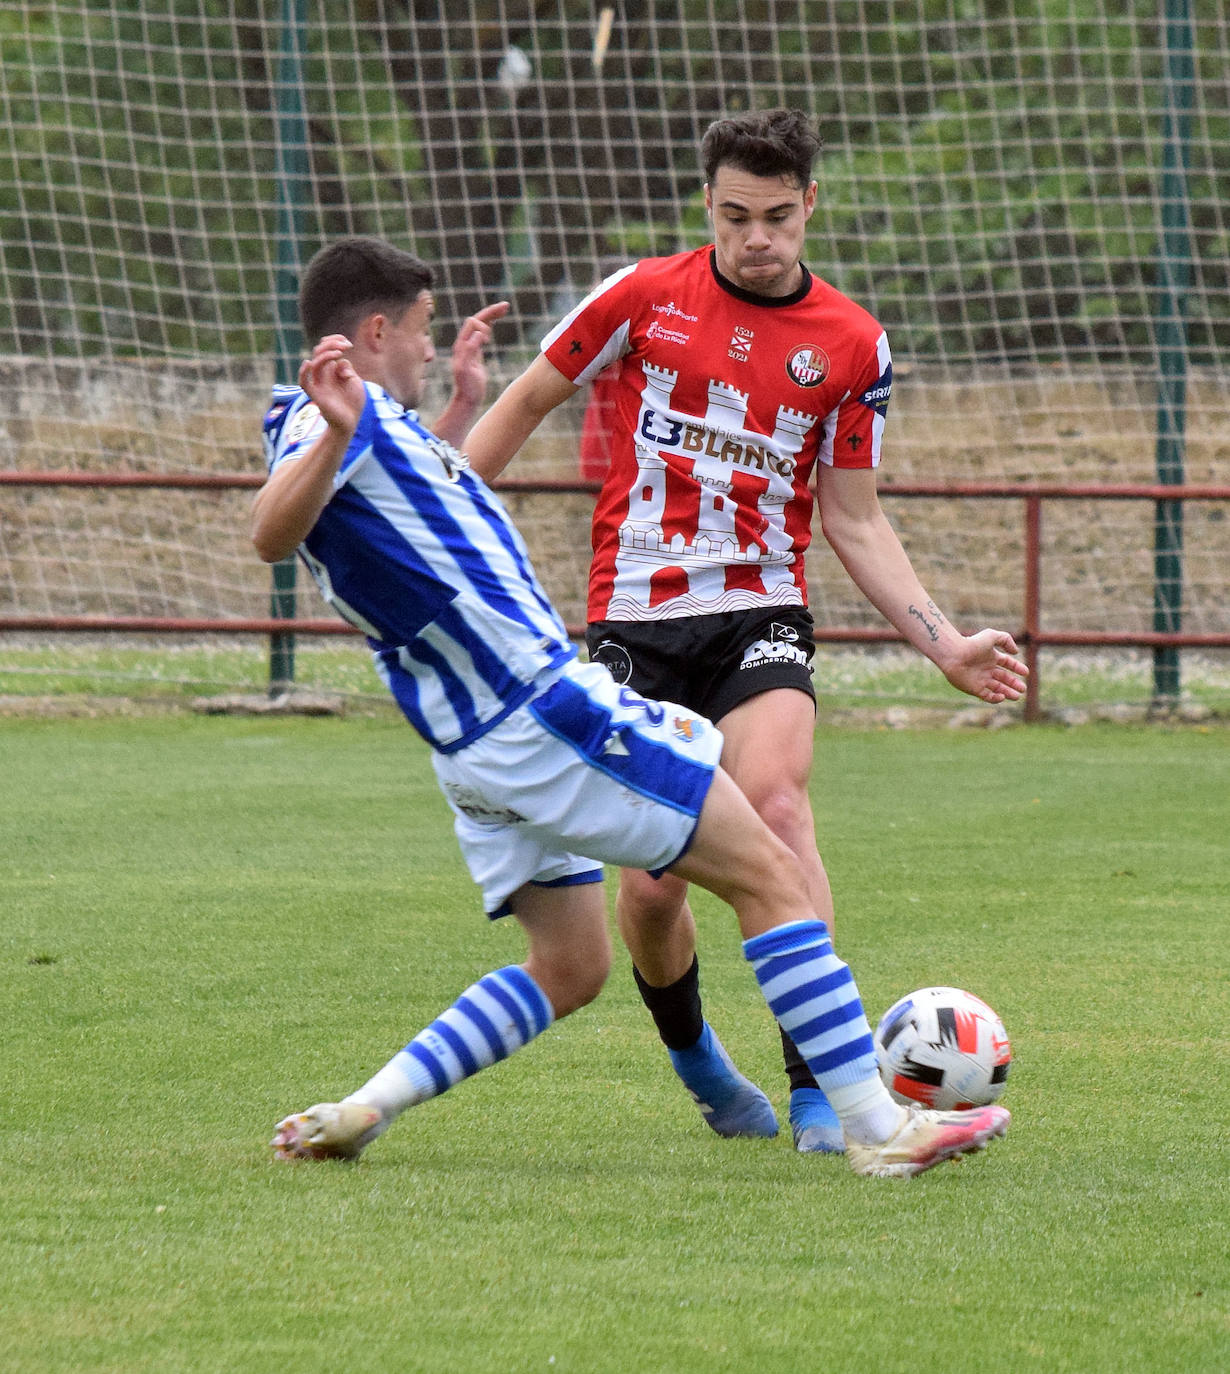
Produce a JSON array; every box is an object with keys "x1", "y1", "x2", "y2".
[{"x1": 785, "y1": 345, "x2": 830, "y2": 388}]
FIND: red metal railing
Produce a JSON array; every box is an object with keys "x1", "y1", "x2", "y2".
[
  {"x1": 875, "y1": 481, "x2": 1230, "y2": 719},
  {"x1": 3, "y1": 471, "x2": 1228, "y2": 719}
]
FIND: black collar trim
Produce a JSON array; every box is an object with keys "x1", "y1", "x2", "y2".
[{"x1": 708, "y1": 248, "x2": 812, "y2": 307}]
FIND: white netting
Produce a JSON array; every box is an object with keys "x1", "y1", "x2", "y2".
[{"x1": 1, "y1": 1, "x2": 1227, "y2": 705}]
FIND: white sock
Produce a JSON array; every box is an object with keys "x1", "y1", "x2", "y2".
[{"x1": 826, "y1": 1076, "x2": 906, "y2": 1145}]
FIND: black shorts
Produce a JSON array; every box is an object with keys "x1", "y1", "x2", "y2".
[{"x1": 585, "y1": 605, "x2": 816, "y2": 724}]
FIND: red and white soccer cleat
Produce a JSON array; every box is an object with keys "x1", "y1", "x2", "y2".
[{"x1": 846, "y1": 1103, "x2": 1010, "y2": 1178}]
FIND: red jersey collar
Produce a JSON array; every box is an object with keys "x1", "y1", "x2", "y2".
[{"x1": 708, "y1": 247, "x2": 813, "y2": 307}]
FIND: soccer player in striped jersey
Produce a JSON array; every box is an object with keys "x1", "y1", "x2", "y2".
[
  {"x1": 253, "y1": 235, "x2": 1009, "y2": 1177},
  {"x1": 464, "y1": 110, "x2": 1027, "y2": 1154}
]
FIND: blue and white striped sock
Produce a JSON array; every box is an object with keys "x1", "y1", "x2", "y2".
[
  {"x1": 744, "y1": 920, "x2": 899, "y2": 1138},
  {"x1": 345, "y1": 965, "x2": 554, "y2": 1120}
]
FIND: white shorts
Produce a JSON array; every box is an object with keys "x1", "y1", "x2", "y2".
[{"x1": 432, "y1": 659, "x2": 723, "y2": 916}]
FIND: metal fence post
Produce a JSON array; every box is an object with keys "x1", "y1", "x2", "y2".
[
  {"x1": 268, "y1": 0, "x2": 309, "y2": 695},
  {"x1": 1152, "y1": 0, "x2": 1194, "y2": 707}
]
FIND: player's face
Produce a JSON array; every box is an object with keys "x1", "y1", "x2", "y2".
[
  {"x1": 705, "y1": 166, "x2": 817, "y2": 298},
  {"x1": 381, "y1": 291, "x2": 437, "y2": 409}
]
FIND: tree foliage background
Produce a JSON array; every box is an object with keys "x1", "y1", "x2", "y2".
[{"x1": 1, "y1": 0, "x2": 1226, "y2": 367}]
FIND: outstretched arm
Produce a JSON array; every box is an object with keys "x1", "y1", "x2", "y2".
[
  {"x1": 251, "y1": 334, "x2": 365, "y2": 564},
  {"x1": 464, "y1": 352, "x2": 579, "y2": 483},
  {"x1": 430, "y1": 301, "x2": 510, "y2": 448},
  {"x1": 817, "y1": 465, "x2": 1028, "y2": 703}
]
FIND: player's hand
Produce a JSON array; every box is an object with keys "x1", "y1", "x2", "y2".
[
  {"x1": 298, "y1": 334, "x2": 367, "y2": 437},
  {"x1": 448, "y1": 301, "x2": 511, "y2": 408},
  {"x1": 942, "y1": 628, "x2": 1029, "y2": 703}
]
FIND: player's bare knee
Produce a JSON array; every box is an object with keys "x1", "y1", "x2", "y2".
[
  {"x1": 565, "y1": 957, "x2": 609, "y2": 1014},
  {"x1": 745, "y1": 782, "x2": 810, "y2": 845},
  {"x1": 528, "y1": 948, "x2": 610, "y2": 1018},
  {"x1": 523, "y1": 915, "x2": 612, "y2": 1018},
  {"x1": 616, "y1": 870, "x2": 686, "y2": 927}
]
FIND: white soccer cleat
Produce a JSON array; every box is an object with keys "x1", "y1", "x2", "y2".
[
  {"x1": 270, "y1": 1101, "x2": 385, "y2": 1161},
  {"x1": 846, "y1": 1103, "x2": 1009, "y2": 1178}
]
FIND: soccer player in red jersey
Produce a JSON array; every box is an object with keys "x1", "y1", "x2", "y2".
[{"x1": 465, "y1": 109, "x2": 1026, "y2": 1152}]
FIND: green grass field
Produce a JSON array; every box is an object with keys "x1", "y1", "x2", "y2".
[
  {"x1": 2, "y1": 715, "x2": 1226, "y2": 1373},
  {"x1": 2, "y1": 638, "x2": 1230, "y2": 717}
]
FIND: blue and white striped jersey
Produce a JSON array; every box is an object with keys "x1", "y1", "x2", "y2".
[{"x1": 262, "y1": 381, "x2": 577, "y2": 752}]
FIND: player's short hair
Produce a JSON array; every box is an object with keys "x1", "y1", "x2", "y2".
[
  {"x1": 299, "y1": 236, "x2": 434, "y2": 342},
  {"x1": 700, "y1": 108, "x2": 822, "y2": 189}
]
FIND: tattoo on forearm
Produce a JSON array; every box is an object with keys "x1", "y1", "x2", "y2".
[{"x1": 908, "y1": 602, "x2": 941, "y2": 642}]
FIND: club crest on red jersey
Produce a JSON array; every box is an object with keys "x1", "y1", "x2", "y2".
[{"x1": 785, "y1": 344, "x2": 830, "y2": 388}]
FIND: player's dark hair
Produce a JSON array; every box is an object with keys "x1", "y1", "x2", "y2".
[
  {"x1": 298, "y1": 236, "x2": 434, "y2": 342},
  {"x1": 700, "y1": 108, "x2": 822, "y2": 188}
]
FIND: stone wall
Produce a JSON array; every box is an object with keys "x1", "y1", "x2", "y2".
[{"x1": 1, "y1": 357, "x2": 1226, "y2": 635}]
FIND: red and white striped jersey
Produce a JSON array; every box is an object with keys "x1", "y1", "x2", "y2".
[{"x1": 542, "y1": 246, "x2": 892, "y2": 623}]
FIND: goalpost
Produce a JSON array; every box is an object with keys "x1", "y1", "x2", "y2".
[{"x1": 1, "y1": 1, "x2": 1227, "y2": 710}]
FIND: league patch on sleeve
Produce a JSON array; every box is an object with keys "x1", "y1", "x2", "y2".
[
  {"x1": 283, "y1": 402, "x2": 327, "y2": 451},
  {"x1": 858, "y1": 362, "x2": 893, "y2": 417}
]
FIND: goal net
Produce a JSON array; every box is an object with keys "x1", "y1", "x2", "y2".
[{"x1": 1, "y1": 1, "x2": 1227, "y2": 711}]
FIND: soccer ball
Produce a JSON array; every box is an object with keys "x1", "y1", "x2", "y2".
[{"x1": 873, "y1": 986, "x2": 1011, "y2": 1111}]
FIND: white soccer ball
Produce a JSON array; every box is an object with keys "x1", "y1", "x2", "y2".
[{"x1": 873, "y1": 986, "x2": 1011, "y2": 1111}]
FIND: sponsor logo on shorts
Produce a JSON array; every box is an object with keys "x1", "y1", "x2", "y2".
[
  {"x1": 739, "y1": 634, "x2": 812, "y2": 672},
  {"x1": 786, "y1": 344, "x2": 830, "y2": 388},
  {"x1": 443, "y1": 783, "x2": 527, "y2": 826},
  {"x1": 592, "y1": 641, "x2": 633, "y2": 685}
]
